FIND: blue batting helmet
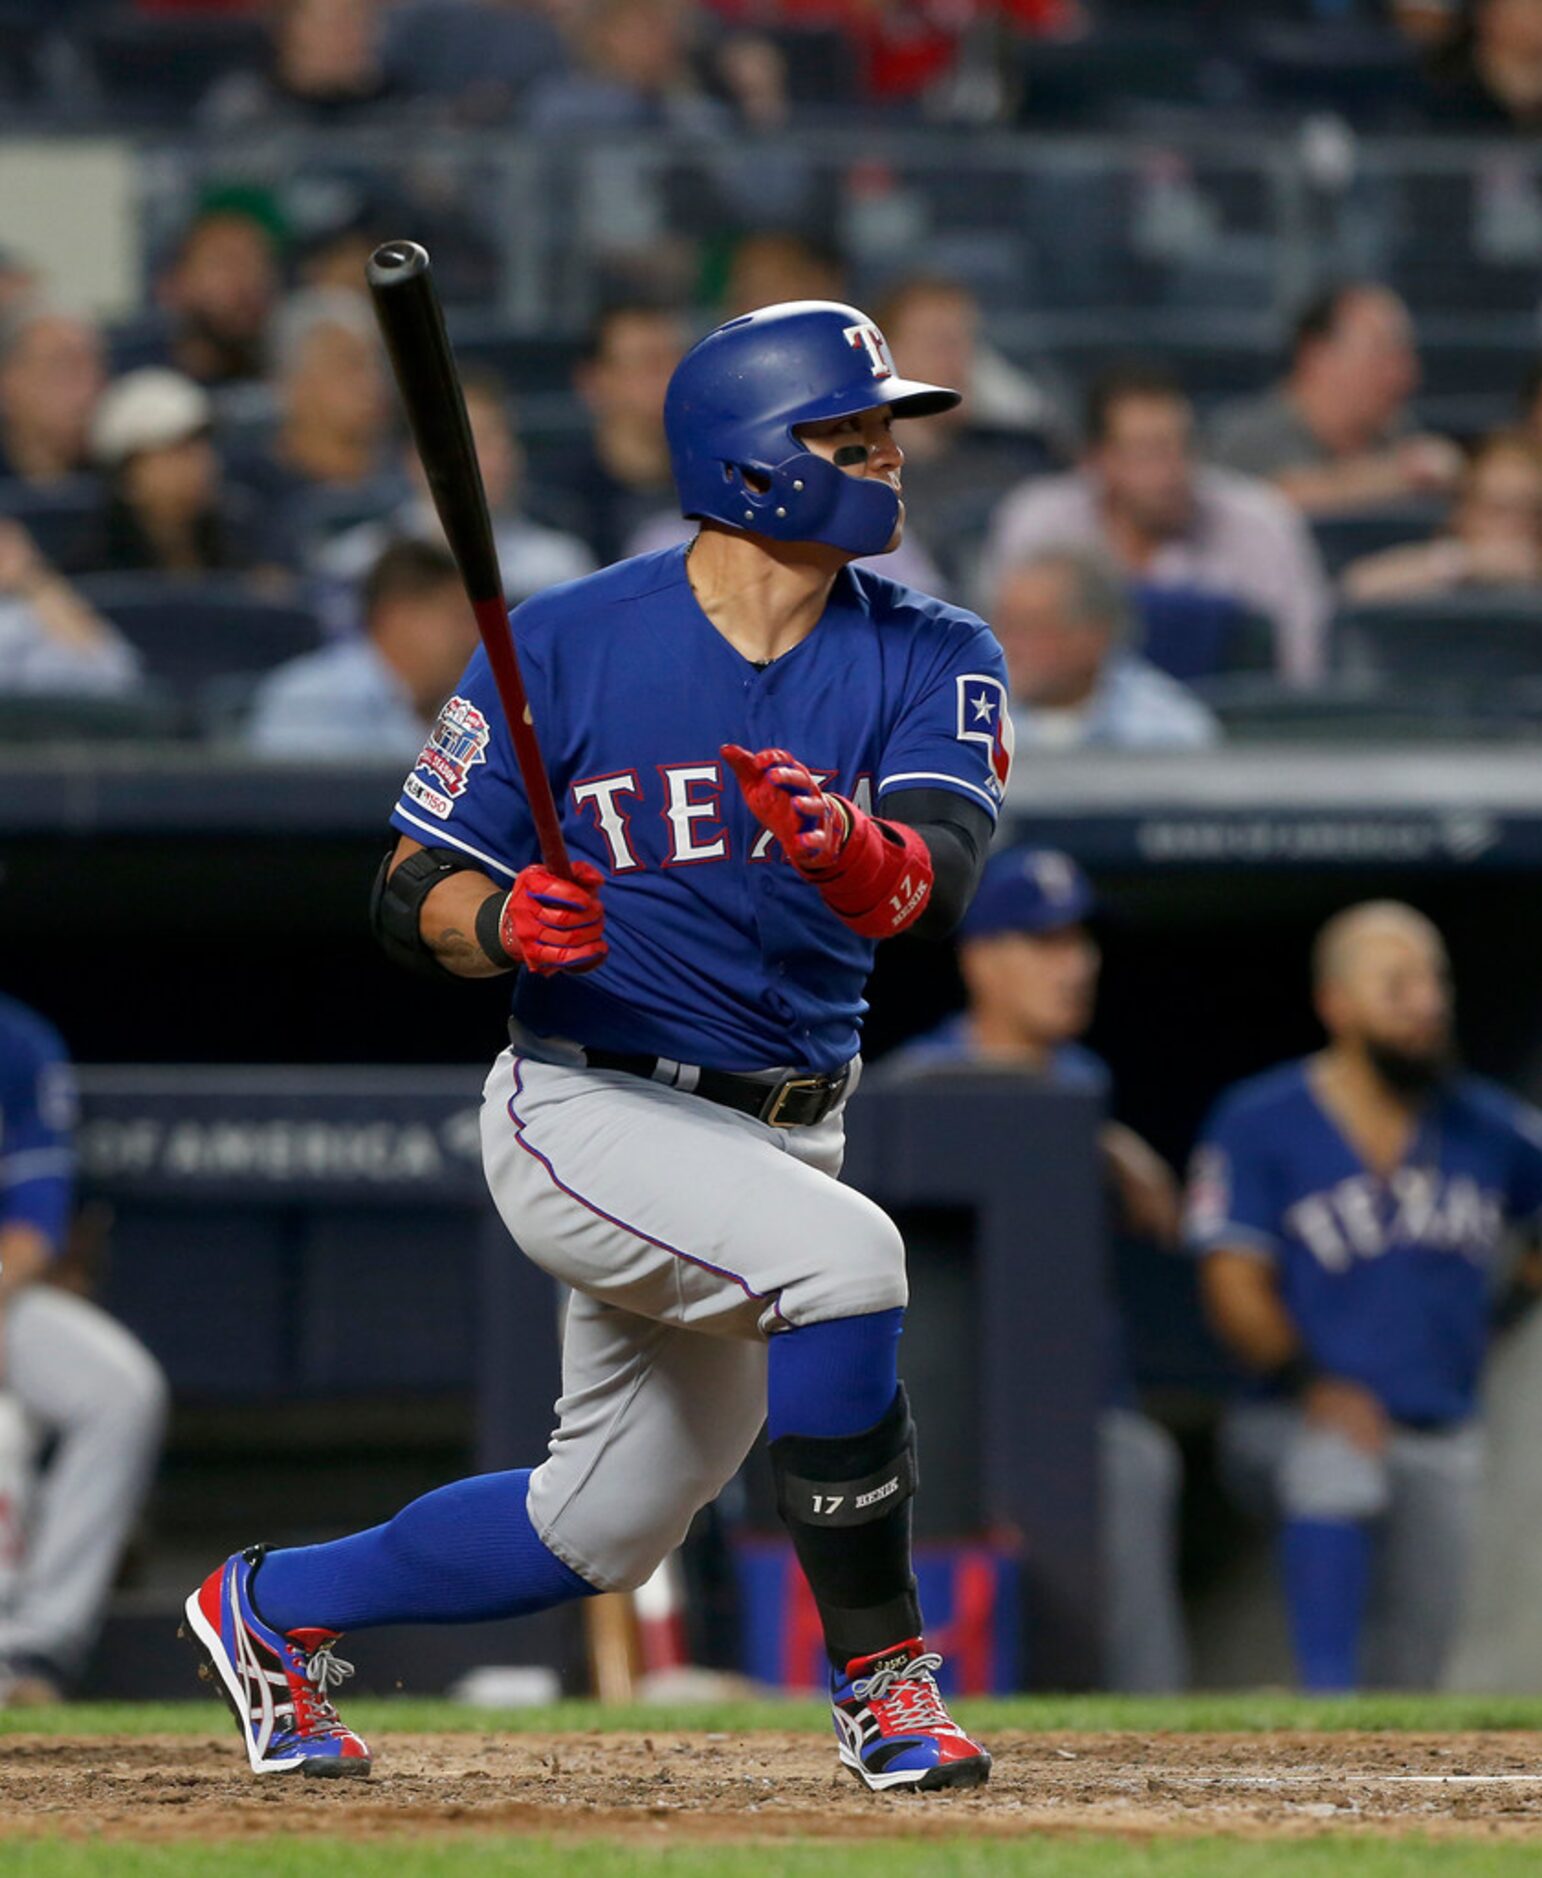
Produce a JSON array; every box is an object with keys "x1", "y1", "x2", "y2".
[{"x1": 664, "y1": 300, "x2": 960, "y2": 557}]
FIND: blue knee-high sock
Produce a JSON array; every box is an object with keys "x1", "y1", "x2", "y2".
[
  {"x1": 767, "y1": 1308, "x2": 904, "y2": 1441},
  {"x1": 1281, "y1": 1517, "x2": 1372, "y2": 1692},
  {"x1": 252, "y1": 1468, "x2": 596, "y2": 1635}
]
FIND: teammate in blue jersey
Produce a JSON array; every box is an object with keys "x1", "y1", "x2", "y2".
[
  {"x1": 0, "y1": 992, "x2": 168, "y2": 1705},
  {"x1": 880, "y1": 846, "x2": 1188, "y2": 1692},
  {"x1": 186, "y1": 300, "x2": 1009, "y2": 1788},
  {"x1": 1186, "y1": 901, "x2": 1542, "y2": 1691}
]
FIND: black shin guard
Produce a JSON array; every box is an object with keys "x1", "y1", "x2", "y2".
[{"x1": 769, "y1": 1386, "x2": 921, "y2": 1666}]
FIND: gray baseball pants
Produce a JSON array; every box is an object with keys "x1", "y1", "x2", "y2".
[
  {"x1": 479, "y1": 1040, "x2": 905, "y2": 1593},
  {"x1": 1101, "y1": 1406, "x2": 1188, "y2": 1691},
  {"x1": 0, "y1": 1286, "x2": 168, "y2": 1678},
  {"x1": 1219, "y1": 1401, "x2": 1483, "y2": 1689}
]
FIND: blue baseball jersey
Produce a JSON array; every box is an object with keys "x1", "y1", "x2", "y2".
[
  {"x1": 0, "y1": 993, "x2": 76, "y2": 1253},
  {"x1": 390, "y1": 545, "x2": 1011, "y2": 1075},
  {"x1": 877, "y1": 1013, "x2": 1111, "y2": 1094},
  {"x1": 1185, "y1": 1058, "x2": 1542, "y2": 1425}
]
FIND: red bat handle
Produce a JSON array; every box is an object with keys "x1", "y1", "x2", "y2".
[{"x1": 471, "y1": 595, "x2": 572, "y2": 880}]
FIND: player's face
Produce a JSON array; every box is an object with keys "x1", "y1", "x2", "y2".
[
  {"x1": 375, "y1": 584, "x2": 480, "y2": 707},
  {"x1": 1332, "y1": 929, "x2": 1452, "y2": 1066},
  {"x1": 1458, "y1": 443, "x2": 1542, "y2": 551},
  {"x1": 1092, "y1": 395, "x2": 1194, "y2": 536},
  {"x1": 796, "y1": 407, "x2": 905, "y2": 547},
  {"x1": 966, "y1": 925, "x2": 1100, "y2": 1047},
  {"x1": 992, "y1": 562, "x2": 1109, "y2": 707},
  {"x1": 122, "y1": 432, "x2": 219, "y2": 521},
  {"x1": 170, "y1": 217, "x2": 277, "y2": 342},
  {"x1": 584, "y1": 313, "x2": 684, "y2": 433},
  {"x1": 465, "y1": 390, "x2": 521, "y2": 513},
  {"x1": 1315, "y1": 291, "x2": 1418, "y2": 429},
  {"x1": 0, "y1": 317, "x2": 104, "y2": 451},
  {"x1": 290, "y1": 325, "x2": 387, "y2": 442},
  {"x1": 886, "y1": 292, "x2": 975, "y2": 413}
]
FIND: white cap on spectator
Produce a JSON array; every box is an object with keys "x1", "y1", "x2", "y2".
[{"x1": 92, "y1": 368, "x2": 211, "y2": 467}]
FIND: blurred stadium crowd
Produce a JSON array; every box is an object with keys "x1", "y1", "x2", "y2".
[{"x1": 4, "y1": 0, "x2": 1542, "y2": 750}]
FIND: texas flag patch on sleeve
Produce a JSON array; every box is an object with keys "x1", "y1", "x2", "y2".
[{"x1": 955, "y1": 674, "x2": 1014, "y2": 801}]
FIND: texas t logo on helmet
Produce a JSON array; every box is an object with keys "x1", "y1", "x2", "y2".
[
  {"x1": 664, "y1": 300, "x2": 959, "y2": 559},
  {"x1": 844, "y1": 322, "x2": 895, "y2": 381}
]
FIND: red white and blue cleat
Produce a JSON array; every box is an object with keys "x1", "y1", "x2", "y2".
[
  {"x1": 830, "y1": 1638, "x2": 992, "y2": 1792},
  {"x1": 181, "y1": 1545, "x2": 371, "y2": 1777}
]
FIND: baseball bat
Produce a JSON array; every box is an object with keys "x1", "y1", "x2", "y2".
[{"x1": 365, "y1": 239, "x2": 572, "y2": 880}]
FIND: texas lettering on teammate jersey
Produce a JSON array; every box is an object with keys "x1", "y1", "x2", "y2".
[
  {"x1": 390, "y1": 545, "x2": 1012, "y2": 1076},
  {"x1": 1185, "y1": 1059, "x2": 1542, "y2": 1425}
]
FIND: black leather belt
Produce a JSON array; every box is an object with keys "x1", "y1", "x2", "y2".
[{"x1": 584, "y1": 1048, "x2": 849, "y2": 1128}]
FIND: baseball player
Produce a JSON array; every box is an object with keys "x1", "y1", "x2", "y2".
[
  {"x1": 878, "y1": 847, "x2": 1188, "y2": 1692},
  {"x1": 1186, "y1": 901, "x2": 1542, "y2": 1690},
  {"x1": 0, "y1": 990, "x2": 169, "y2": 1704},
  {"x1": 186, "y1": 300, "x2": 1010, "y2": 1788}
]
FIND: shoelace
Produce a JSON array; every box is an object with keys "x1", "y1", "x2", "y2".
[
  {"x1": 285, "y1": 1641, "x2": 356, "y2": 1737},
  {"x1": 852, "y1": 1651, "x2": 954, "y2": 1732}
]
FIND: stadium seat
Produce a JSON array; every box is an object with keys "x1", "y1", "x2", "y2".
[
  {"x1": 0, "y1": 686, "x2": 182, "y2": 744},
  {"x1": 1135, "y1": 588, "x2": 1276, "y2": 683},
  {"x1": 1335, "y1": 592, "x2": 1542, "y2": 686},
  {"x1": 0, "y1": 476, "x2": 108, "y2": 574},
  {"x1": 1243, "y1": 20, "x2": 1423, "y2": 125},
  {"x1": 1194, "y1": 673, "x2": 1502, "y2": 743},
  {"x1": 81, "y1": 13, "x2": 271, "y2": 122},
  {"x1": 71, "y1": 574, "x2": 323, "y2": 696},
  {"x1": 1310, "y1": 503, "x2": 1445, "y2": 578}
]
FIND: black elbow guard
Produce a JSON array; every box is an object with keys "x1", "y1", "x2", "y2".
[{"x1": 369, "y1": 845, "x2": 491, "y2": 978}]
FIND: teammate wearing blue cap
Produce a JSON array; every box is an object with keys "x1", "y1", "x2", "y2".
[
  {"x1": 185, "y1": 301, "x2": 1008, "y2": 1788},
  {"x1": 881, "y1": 847, "x2": 1188, "y2": 1690},
  {"x1": 1188, "y1": 901, "x2": 1542, "y2": 1690}
]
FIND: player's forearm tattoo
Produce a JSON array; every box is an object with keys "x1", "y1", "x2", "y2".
[{"x1": 430, "y1": 924, "x2": 489, "y2": 976}]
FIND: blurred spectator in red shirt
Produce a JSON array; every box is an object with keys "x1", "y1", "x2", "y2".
[
  {"x1": 1341, "y1": 430, "x2": 1542, "y2": 602},
  {"x1": 156, "y1": 203, "x2": 283, "y2": 389},
  {"x1": 201, "y1": 0, "x2": 396, "y2": 129},
  {"x1": 705, "y1": 0, "x2": 1076, "y2": 104},
  {"x1": 88, "y1": 370, "x2": 260, "y2": 577},
  {"x1": 1208, "y1": 284, "x2": 1462, "y2": 518},
  {"x1": 0, "y1": 313, "x2": 106, "y2": 489}
]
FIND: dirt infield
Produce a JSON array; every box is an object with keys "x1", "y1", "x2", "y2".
[{"x1": 6, "y1": 1730, "x2": 1542, "y2": 1845}]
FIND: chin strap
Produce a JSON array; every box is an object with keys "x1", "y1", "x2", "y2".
[{"x1": 807, "y1": 801, "x2": 934, "y2": 939}]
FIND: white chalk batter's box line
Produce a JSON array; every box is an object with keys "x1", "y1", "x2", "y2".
[{"x1": 1152, "y1": 1772, "x2": 1542, "y2": 1787}]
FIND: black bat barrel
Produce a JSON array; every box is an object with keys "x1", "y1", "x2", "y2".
[{"x1": 366, "y1": 240, "x2": 502, "y2": 606}]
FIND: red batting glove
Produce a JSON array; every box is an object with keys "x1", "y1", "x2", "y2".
[
  {"x1": 721, "y1": 743, "x2": 934, "y2": 938},
  {"x1": 499, "y1": 859, "x2": 608, "y2": 976},
  {"x1": 720, "y1": 744, "x2": 850, "y2": 876}
]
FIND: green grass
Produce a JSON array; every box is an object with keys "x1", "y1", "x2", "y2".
[
  {"x1": 3, "y1": 1839, "x2": 1542, "y2": 1877},
  {"x1": 7, "y1": 1691, "x2": 1542, "y2": 1738}
]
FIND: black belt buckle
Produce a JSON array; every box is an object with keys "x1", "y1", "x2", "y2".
[{"x1": 760, "y1": 1072, "x2": 838, "y2": 1129}]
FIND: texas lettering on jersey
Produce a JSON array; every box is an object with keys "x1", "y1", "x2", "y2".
[
  {"x1": 1185, "y1": 1059, "x2": 1542, "y2": 1425},
  {"x1": 390, "y1": 545, "x2": 1010, "y2": 1076}
]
